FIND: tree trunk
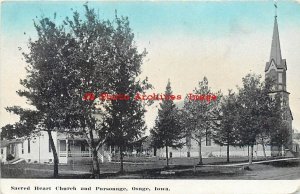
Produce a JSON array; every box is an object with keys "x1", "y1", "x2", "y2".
[
  {"x1": 281, "y1": 144, "x2": 284, "y2": 156},
  {"x1": 226, "y1": 132, "x2": 230, "y2": 163},
  {"x1": 89, "y1": 128, "x2": 100, "y2": 178},
  {"x1": 120, "y1": 146, "x2": 124, "y2": 173},
  {"x1": 165, "y1": 146, "x2": 169, "y2": 168},
  {"x1": 261, "y1": 137, "x2": 266, "y2": 159},
  {"x1": 226, "y1": 143, "x2": 230, "y2": 163},
  {"x1": 91, "y1": 146, "x2": 100, "y2": 178},
  {"x1": 249, "y1": 145, "x2": 253, "y2": 165},
  {"x1": 154, "y1": 147, "x2": 157, "y2": 157},
  {"x1": 47, "y1": 130, "x2": 59, "y2": 178},
  {"x1": 198, "y1": 141, "x2": 202, "y2": 165},
  {"x1": 247, "y1": 145, "x2": 249, "y2": 157}
]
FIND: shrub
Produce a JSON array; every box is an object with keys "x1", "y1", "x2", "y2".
[{"x1": 6, "y1": 154, "x2": 15, "y2": 161}]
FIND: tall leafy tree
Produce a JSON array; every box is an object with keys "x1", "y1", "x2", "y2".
[
  {"x1": 101, "y1": 14, "x2": 152, "y2": 173},
  {"x1": 63, "y1": 5, "x2": 116, "y2": 178},
  {"x1": 1, "y1": 110, "x2": 39, "y2": 140},
  {"x1": 269, "y1": 95, "x2": 291, "y2": 155},
  {"x1": 182, "y1": 77, "x2": 221, "y2": 164},
  {"x1": 236, "y1": 74, "x2": 290, "y2": 163},
  {"x1": 212, "y1": 90, "x2": 239, "y2": 162},
  {"x1": 255, "y1": 78, "x2": 278, "y2": 158},
  {"x1": 259, "y1": 78, "x2": 291, "y2": 157},
  {"x1": 270, "y1": 121, "x2": 290, "y2": 155},
  {"x1": 1, "y1": 15, "x2": 80, "y2": 177},
  {"x1": 237, "y1": 73, "x2": 265, "y2": 164},
  {"x1": 2, "y1": 5, "x2": 139, "y2": 178},
  {"x1": 150, "y1": 80, "x2": 183, "y2": 167}
]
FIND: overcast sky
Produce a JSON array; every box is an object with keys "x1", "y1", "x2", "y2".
[{"x1": 1, "y1": 1, "x2": 300, "y2": 133}]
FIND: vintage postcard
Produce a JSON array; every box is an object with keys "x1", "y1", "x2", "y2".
[{"x1": 0, "y1": 1, "x2": 300, "y2": 194}]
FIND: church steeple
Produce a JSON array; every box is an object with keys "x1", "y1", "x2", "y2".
[
  {"x1": 270, "y1": 16, "x2": 282, "y2": 66},
  {"x1": 265, "y1": 13, "x2": 287, "y2": 90},
  {"x1": 265, "y1": 7, "x2": 287, "y2": 73},
  {"x1": 264, "y1": 2, "x2": 293, "y2": 155}
]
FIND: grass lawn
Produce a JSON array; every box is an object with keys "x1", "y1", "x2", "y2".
[{"x1": 1, "y1": 157, "x2": 299, "y2": 179}]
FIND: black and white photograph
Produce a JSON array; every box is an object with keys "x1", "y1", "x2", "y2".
[{"x1": 0, "y1": 0, "x2": 300, "y2": 193}]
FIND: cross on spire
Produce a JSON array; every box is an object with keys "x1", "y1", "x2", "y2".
[
  {"x1": 269, "y1": 0, "x2": 282, "y2": 66},
  {"x1": 274, "y1": 0, "x2": 278, "y2": 18},
  {"x1": 265, "y1": 1, "x2": 285, "y2": 72}
]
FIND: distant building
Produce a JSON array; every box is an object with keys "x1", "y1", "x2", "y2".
[
  {"x1": 292, "y1": 133, "x2": 300, "y2": 156},
  {"x1": 155, "y1": 137, "x2": 272, "y2": 159},
  {"x1": 0, "y1": 139, "x2": 23, "y2": 163},
  {"x1": 0, "y1": 131, "x2": 111, "y2": 164}
]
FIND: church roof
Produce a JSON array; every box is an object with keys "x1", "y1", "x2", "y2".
[
  {"x1": 270, "y1": 17, "x2": 282, "y2": 65},
  {"x1": 265, "y1": 17, "x2": 287, "y2": 72}
]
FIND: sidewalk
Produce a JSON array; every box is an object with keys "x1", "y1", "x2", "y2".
[{"x1": 200, "y1": 157, "x2": 300, "y2": 167}]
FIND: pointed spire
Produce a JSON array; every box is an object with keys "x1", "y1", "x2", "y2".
[
  {"x1": 274, "y1": 0, "x2": 278, "y2": 18},
  {"x1": 269, "y1": 7, "x2": 282, "y2": 66}
]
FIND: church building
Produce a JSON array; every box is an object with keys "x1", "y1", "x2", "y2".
[
  {"x1": 264, "y1": 10, "x2": 294, "y2": 154},
  {"x1": 156, "y1": 6, "x2": 295, "y2": 159}
]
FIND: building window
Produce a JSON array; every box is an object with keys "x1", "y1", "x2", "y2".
[
  {"x1": 81, "y1": 142, "x2": 86, "y2": 152},
  {"x1": 186, "y1": 137, "x2": 191, "y2": 147},
  {"x1": 68, "y1": 140, "x2": 72, "y2": 151},
  {"x1": 59, "y1": 140, "x2": 66, "y2": 151},
  {"x1": 278, "y1": 73, "x2": 283, "y2": 83},
  {"x1": 28, "y1": 139, "x2": 31, "y2": 153},
  {"x1": 21, "y1": 143, "x2": 24, "y2": 154},
  {"x1": 206, "y1": 135, "x2": 211, "y2": 146},
  {"x1": 1, "y1": 149, "x2": 3, "y2": 154},
  {"x1": 11, "y1": 144, "x2": 15, "y2": 154}
]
